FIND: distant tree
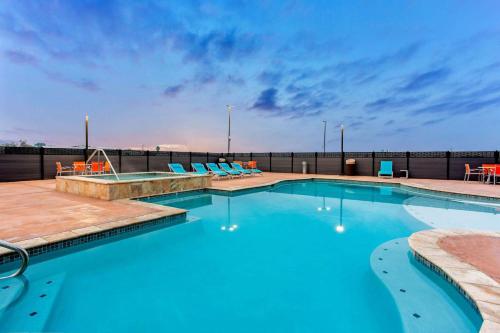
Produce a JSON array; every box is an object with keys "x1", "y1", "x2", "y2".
[
  {"x1": 33, "y1": 142, "x2": 46, "y2": 147},
  {"x1": 156, "y1": 146, "x2": 160, "y2": 152},
  {"x1": 18, "y1": 139, "x2": 31, "y2": 147}
]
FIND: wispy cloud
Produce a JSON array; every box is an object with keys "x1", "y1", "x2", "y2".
[
  {"x1": 3, "y1": 50, "x2": 38, "y2": 65},
  {"x1": 163, "y1": 84, "x2": 184, "y2": 97},
  {"x1": 400, "y1": 68, "x2": 450, "y2": 92}
]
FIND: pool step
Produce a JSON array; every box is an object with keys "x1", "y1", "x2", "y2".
[
  {"x1": 0, "y1": 273, "x2": 65, "y2": 332},
  {"x1": 370, "y1": 238, "x2": 481, "y2": 333}
]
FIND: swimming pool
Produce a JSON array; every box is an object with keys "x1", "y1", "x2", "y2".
[{"x1": 2, "y1": 180, "x2": 498, "y2": 332}]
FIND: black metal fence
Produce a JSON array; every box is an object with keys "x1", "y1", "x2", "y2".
[{"x1": 0, "y1": 146, "x2": 498, "y2": 182}]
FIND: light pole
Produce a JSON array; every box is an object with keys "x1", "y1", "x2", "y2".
[
  {"x1": 340, "y1": 124, "x2": 344, "y2": 175},
  {"x1": 322, "y1": 120, "x2": 327, "y2": 153},
  {"x1": 85, "y1": 113, "x2": 89, "y2": 150},
  {"x1": 227, "y1": 105, "x2": 232, "y2": 154}
]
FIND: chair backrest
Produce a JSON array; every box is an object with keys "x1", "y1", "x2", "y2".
[
  {"x1": 496, "y1": 165, "x2": 500, "y2": 175},
  {"x1": 465, "y1": 163, "x2": 471, "y2": 174},
  {"x1": 231, "y1": 163, "x2": 244, "y2": 171},
  {"x1": 91, "y1": 162, "x2": 103, "y2": 172},
  {"x1": 248, "y1": 161, "x2": 257, "y2": 169},
  {"x1": 73, "y1": 161, "x2": 86, "y2": 172},
  {"x1": 104, "y1": 161, "x2": 111, "y2": 172},
  {"x1": 169, "y1": 163, "x2": 186, "y2": 173},
  {"x1": 482, "y1": 164, "x2": 495, "y2": 174},
  {"x1": 219, "y1": 163, "x2": 232, "y2": 171},
  {"x1": 56, "y1": 162, "x2": 62, "y2": 173},
  {"x1": 380, "y1": 161, "x2": 393, "y2": 173},
  {"x1": 192, "y1": 163, "x2": 207, "y2": 173},
  {"x1": 207, "y1": 163, "x2": 222, "y2": 171}
]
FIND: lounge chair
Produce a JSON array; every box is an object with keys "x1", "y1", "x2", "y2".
[
  {"x1": 73, "y1": 161, "x2": 87, "y2": 175},
  {"x1": 191, "y1": 163, "x2": 210, "y2": 175},
  {"x1": 219, "y1": 163, "x2": 243, "y2": 177},
  {"x1": 230, "y1": 162, "x2": 254, "y2": 176},
  {"x1": 206, "y1": 163, "x2": 230, "y2": 179},
  {"x1": 168, "y1": 163, "x2": 187, "y2": 174},
  {"x1": 378, "y1": 161, "x2": 393, "y2": 178}
]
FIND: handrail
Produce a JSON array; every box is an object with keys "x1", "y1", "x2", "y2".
[{"x1": 0, "y1": 240, "x2": 29, "y2": 280}]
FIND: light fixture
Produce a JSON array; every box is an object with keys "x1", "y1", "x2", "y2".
[{"x1": 335, "y1": 224, "x2": 345, "y2": 233}]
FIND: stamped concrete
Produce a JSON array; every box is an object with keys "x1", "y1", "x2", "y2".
[{"x1": 409, "y1": 230, "x2": 500, "y2": 332}]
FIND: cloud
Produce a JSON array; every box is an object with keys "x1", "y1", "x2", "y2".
[
  {"x1": 400, "y1": 68, "x2": 450, "y2": 92},
  {"x1": 251, "y1": 88, "x2": 280, "y2": 111},
  {"x1": 3, "y1": 50, "x2": 38, "y2": 65},
  {"x1": 43, "y1": 70, "x2": 100, "y2": 92},
  {"x1": 422, "y1": 118, "x2": 446, "y2": 126},
  {"x1": 171, "y1": 29, "x2": 260, "y2": 65},
  {"x1": 365, "y1": 96, "x2": 424, "y2": 112},
  {"x1": 163, "y1": 84, "x2": 184, "y2": 97},
  {"x1": 258, "y1": 70, "x2": 283, "y2": 85}
]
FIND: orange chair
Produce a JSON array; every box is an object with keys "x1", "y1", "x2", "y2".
[
  {"x1": 104, "y1": 161, "x2": 111, "y2": 174},
  {"x1": 248, "y1": 161, "x2": 257, "y2": 169},
  {"x1": 482, "y1": 164, "x2": 496, "y2": 183},
  {"x1": 56, "y1": 162, "x2": 73, "y2": 176},
  {"x1": 73, "y1": 161, "x2": 87, "y2": 175},
  {"x1": 91, "y1": 162, "x2": 104, "y2": 174}
]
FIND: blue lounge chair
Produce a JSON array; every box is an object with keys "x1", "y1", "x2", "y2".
[
  {"x1": 378, "y1": 161, "x2": 393, "y2": 178},
  {"x1": 219, "y1": 163, "x2": 243, "y2": 177},
  {"x1": 206, "y1": 163, "x2": 230, "y2": 179},
  {"x1": 230, "y1": 162, "x2": 253, "y2": 176},
  {"x1": 168, "y1": 163, "x2": 187, "y2": 174},
  {"x1": 191, "y1": 163, "x2": 210, "y2": 175}
]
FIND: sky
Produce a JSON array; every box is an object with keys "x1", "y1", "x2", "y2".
[{"x1": 1, "y1": 0, "x2": 500, "y2": 152}]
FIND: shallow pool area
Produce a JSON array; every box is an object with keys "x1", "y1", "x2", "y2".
[{"x1": 2, "y1": 180, "x2": 498, "y2": 332}]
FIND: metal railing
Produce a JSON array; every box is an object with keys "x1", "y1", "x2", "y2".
[{"x1": 0, "y1": 240, "x2": 29, "y2": 280}]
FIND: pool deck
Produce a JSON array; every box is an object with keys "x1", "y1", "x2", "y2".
[
  {"x1": 409, "y1": 230, "x2": 500, "y2": 332},
  {"x1": 1, "y1": 173, "x2": 499, "y2": 331}
]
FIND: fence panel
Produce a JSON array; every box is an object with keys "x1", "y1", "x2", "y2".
[
  {"x1": 271, "y1": 153, "x2": 292, "y2": 173},
  {"x1": 149, "y1": 151, "x2": 171, "y2": 172},
  {"x1": 409, "y1": 152, "x2": 447, "y2": 179},
  {"x1": 0, "y1": 147, "x2": 41, "y2": 181},
  {"x1": 449, "y1": 151, "x2": 496, "y2": 180},
  {"x1": 233, "y1": 153, "x2": 252, "y2": 163},
  {"x1": 345, "y1": 152, "x2": 373, "y2": 176},
  {"x1": 121, "y1": 150, "x2": 147, "y2": 173},
  {"x1": 207, "y1": 153, "x2": 221, "y2": 164},
  {"x1": 317, "y1": 153, "x2": 341, "y2": 174},
  {"x1": 293, "y1": 153, "x2": 316, "y2": 174},
  {"x1": 252, "y1": 153, "x2": 270, "y2": 172}
]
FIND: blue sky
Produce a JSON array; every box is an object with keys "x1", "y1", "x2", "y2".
[{"x1": 1, "y1": 0, "x2": 500, "y2": 152}]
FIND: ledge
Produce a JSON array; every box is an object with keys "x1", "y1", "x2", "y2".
[{"x1": 408, "y1": 230, "x2": 500, "y2": 332}]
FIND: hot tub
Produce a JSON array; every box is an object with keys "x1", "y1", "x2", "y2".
[{"x1": 56, "y1": 172, "x2": 212, "y2": 200}]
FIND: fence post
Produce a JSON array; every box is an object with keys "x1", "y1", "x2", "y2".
[
  {"x1": 39, "y1": 147, "x2": 45, "y2": 180},
  {"x1": 269, "y1": 152, "x2": 272, "y2": 172},
  {"x1": 291, "y1": 152, "x2": 294, "y2": 173},
  {"x1": 495, "y1": 150, "x2": 499, "y2": 164},
  {"x1": 169, "y1": 151, "x2": 173, "y2": 164},
  {"x1": 206, "y1": 152, "x2": 209, "y2": 163},
  {"x1": 315, "y1": 152, "x2": 318, "y2": 174},
  {"x1": 446, "y1": 151, "x2": 451, "y2": 180},
  {"x1": 250, "y1": 152, "x2": 253, "y2": 162},
  {"x1": 118, "y1": 149, "x2": 122, "y2": 173},
  {"x1": 406, "y1": 151, "x2": 410, "y2": 176},
  {"x1": 146, "y1": 150, "x2": 150, "y2": 172},
  {"x1": 189, "y1": 152, "x2": 192, "y2": 171},
  {"x1": 371, "y1": 151, "x2": 375, "y2": 176}
]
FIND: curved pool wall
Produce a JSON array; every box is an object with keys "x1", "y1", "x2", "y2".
[{"x1": 1, "y1": 179, "x2": 497, "y2": 332}]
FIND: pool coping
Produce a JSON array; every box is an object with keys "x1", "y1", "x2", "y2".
[
  {"x1": 0, "y1": 200, "x2": 187, "y2": 266},
  {"x1": 408, "y1": 230, "x2": 500, "y2": 333},
  {"x1": 58, "y1": 171, "x2": 207, "y2": 185},
  {"x1": 208, "y1": 176, "x2": 500, "y2": 202}
]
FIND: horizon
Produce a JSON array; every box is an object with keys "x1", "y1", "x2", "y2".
[{"x1": 1, "y1": 1, "x2": 500, "y2": 152}]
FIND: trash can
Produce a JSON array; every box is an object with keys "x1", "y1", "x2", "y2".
[
  {"x1": 302, "y1": 161, "x2": 308, "y2": 174},
  {"x1": 345, "y1": 159, "x2": 356, "y2": 176}
]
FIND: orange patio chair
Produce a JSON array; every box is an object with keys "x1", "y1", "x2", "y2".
[
  {"x1": 91, "y1": 162, "x2": 104, "y2": 174},
  {"x1": 464, "y1": 164, "x2": 482, "y2": 182},
  {"x1": 56, "y1": 162, "x2": 73, "y2": 176},
  {"x1": 73, "y1": 161, "x2": 87, "y2": 175}
]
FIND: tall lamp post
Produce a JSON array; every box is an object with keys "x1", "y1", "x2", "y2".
[
  {"x1": 340, "y1": 124, "x2": 344, "y2": 175},
  {"x1": 227, "y1": 105, "x2": 232, "y2": 154},
  {"x1": 85, "y1": 113, "x2": 89, "y2": 161},
  {"x1": 322, "y1": 120, "x2": 327, "y2": 153}
]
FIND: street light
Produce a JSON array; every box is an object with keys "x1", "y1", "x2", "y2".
[
  {"x1": 85, "y1": 113, "x2": 89, "y2": 150},
  {"x1": 227, "y1": 105, "x2": 232, "y2": 154},
  {"x1": 322, "y1": 120, "x2": 327, "y2": 153}
]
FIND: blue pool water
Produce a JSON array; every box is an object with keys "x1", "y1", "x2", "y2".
[{"x1": 1, "y1": 180, "x2": 496, "y2": 332}]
